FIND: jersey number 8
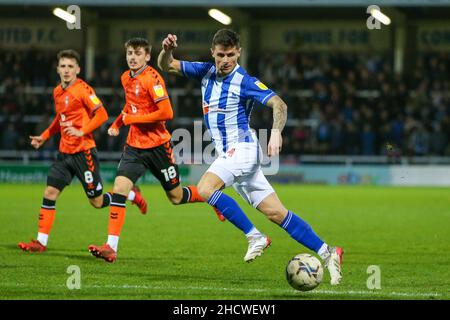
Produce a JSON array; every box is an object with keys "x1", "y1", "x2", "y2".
[{"x1": 84, "y1": 171, "x2": 94, "y2": 184}]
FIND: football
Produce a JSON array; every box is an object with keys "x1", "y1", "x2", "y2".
[{"x1": 285, "y1": 253, "x2": 323, "y2": 291}]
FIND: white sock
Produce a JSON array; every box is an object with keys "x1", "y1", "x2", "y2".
[
  {"x1": 107, "y1": 235, "x2": 119, "y2": 252},
  {"x1": 127, "y1": 190, "x2": 136, "y2": 202},
  {"x1": 37, "y1": 232, "x2": 49, "y2": 246},
  {"x1": 317, "y1": 243, "x2": 330, "y2": 260},
  {"x1": 245, "y1": 227, "x2": 262, "y2": 239}
]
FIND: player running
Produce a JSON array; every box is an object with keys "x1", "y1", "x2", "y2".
[
  {"x1": 88, "y1": 38, "x2": 224, "y2": 263},
  {"x1": 158, "y1": 30, "x2": 344, "y2": 285},
  {"x1": 18, "y1": 49, "x2": 147, "y2": 253}
]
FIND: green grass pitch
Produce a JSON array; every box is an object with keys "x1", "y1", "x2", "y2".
[{"x1": 0, "y1": 183, "x2": 449, "y2": 300}]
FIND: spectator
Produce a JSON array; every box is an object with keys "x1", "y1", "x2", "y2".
[
  {"x1": 1, "y1": 49, "x2": 449, "y2": 157},
  {"x1": 361, "y1": 123, "x2": 376, "y2": 155},
  {"x1": 1, "y1": 122, "x2": 20, "y2": 150}
]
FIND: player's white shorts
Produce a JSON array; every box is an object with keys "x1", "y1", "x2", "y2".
[{"x1": 207, "y1": 136, "x2": 275, "y2": 208}]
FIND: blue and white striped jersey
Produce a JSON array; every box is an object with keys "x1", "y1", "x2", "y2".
[{"x1": 180, "y1": 61, "x2": 276, "y2": 155}]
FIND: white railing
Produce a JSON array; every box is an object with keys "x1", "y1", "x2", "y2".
[{"x1": 1, "y1": 150, "x2": 450, "y2": 165}]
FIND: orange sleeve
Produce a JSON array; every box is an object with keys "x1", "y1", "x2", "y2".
[
  {"x1": 123, "y1": 99, "x2": 173, "y2": 125},
  {"x1": 147, "y1": 73, "x2": 170, "y2": 104},
  {"x1": 80, "y1": 85, "x2": 104, "y2": 114},
  {"x1": 40, "y1": 115, "x2": 61, "y2": 140},
  {"x1": 110, "y1": 104, "x2": 127, "y2": 130},
  {"x1": 80, "y1": 106, "x2": 108, "y2": 135}
]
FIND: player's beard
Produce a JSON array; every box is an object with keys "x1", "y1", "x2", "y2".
[{"x1": 218, "y1": 64, "x2": 232, "y2": 76}]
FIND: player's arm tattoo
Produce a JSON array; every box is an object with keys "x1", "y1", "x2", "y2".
[{"x1": 267, "y1": 95, "x2": 288, "y2": 132}]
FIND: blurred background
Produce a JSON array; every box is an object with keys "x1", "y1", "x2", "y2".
[{"x1": 1, "y1": 0, "x2": 450, "y2": 185}]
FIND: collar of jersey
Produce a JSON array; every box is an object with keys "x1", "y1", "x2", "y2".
[
  {"x1": 61, "y1": 78, "x2": 79, "y2": 91},
  {"x1": 215, "y1": 64, "x2": 240, "y2": 81},
  {"x1": 130, "y1": 65, "x2": 148, "y2": 78}
]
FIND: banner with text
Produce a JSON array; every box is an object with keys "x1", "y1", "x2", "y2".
[
  {"x1": 109, "y1": 20, "x2": 221, "y2": 52},
  {"x1": 0, "y1": 163, "x2": 190, "y2": 184},
  {"x1": 417, "y1": 22, "x2": 450, "y2": 50},
  {"x1": 260, "y1": 21, "x2": 392, "y2": 51},
  {"x1": 0, "y1": 20, "x2": 83, "y2": 50}
]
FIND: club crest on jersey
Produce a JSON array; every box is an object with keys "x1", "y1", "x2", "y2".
[
  {"x1": 153, "y1": 85, "x2": 164, "y2": 98},
  {"x1": 61, "y1": 114, "x2": 66, "y2": 121},
  {"x1": 255, "y1": 80, "x2": 268, "y2": 90},
  {"x1": 89, "y1": 94, "x2": 100, "y2": 105},
  {"x1": 202, "y1": 102, "x2": 209, "y2": 115}
]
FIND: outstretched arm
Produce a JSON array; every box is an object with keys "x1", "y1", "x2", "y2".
[
  {"x1": 266, "y1": 95, "x2": 288, "y2": 157},
  {"x1": 30, "y1": 115, "x2": 61, "y2": 149},
  {"x1": 107, "y1": 104, "x2": 127, "y2": 136},
  {"x1": 157, "y1": 34, "x2": 182, "y2": 75}
]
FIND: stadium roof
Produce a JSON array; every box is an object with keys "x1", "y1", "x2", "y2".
[
  {"x1": 2, "y1": 0, "x2": 450, "y2": 6},
  {"x1": 1, "y1": 4, "x2": 449, "y2": 21}
]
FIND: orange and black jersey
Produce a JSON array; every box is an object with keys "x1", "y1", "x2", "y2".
[
  {"x1": 43, "y1": 78, "x2": 107, "y2": 154},
  {"x1": 112, "y1": 65, "x2": 173, "y2": 149}
]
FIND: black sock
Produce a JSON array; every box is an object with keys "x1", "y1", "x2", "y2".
[
  {"x1": 111, "y1": 193, "x2": 127, "y2": 206},
  {"x1": 179, "y1": 187, "x2": 191, "y2": 204},
  {"x1": 42, "y1": 198, "x2": 56, "y2": 208},
  {"x1": 101, "y1": 192, "x2": 112, "y2": 208}
]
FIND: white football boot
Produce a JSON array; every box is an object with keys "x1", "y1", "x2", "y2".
[
  {"x1": 323, "y1": 246, "x2": 344, "y2": 285},
  {"x1": 244, "y1": 235, "x2": 271, "y2": 262}
]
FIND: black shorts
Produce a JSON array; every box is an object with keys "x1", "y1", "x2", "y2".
[
  {"x1": 116, "y1": 142, "x2": 180, "y2": 191},
  {"x1": 47, "y1": 148, "x2": 103, "y2": 198}
]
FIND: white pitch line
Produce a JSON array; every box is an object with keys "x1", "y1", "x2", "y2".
[
  {"x1": 82, "y1": 284, "x2": 443, "y2": 298},
  {"x1": 3, "y1": 282, "x2": 443, "y2": 298}
]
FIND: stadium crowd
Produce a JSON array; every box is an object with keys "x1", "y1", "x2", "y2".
[{"x1": 0, "y1": 49, "x2": 449, "y2": 157}]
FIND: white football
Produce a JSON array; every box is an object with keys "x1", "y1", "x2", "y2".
[{"x1": 286, "y1": 253, "x2": 323, "y2": 291}]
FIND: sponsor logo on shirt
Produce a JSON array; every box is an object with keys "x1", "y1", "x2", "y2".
[
  {"x1": 59, "y1": 114, "x2": 73, "y2": 127},
  {"x1": 60, "y1": 121, "x2": 73, "y2": 127},
  {"x1": 89, "y1": 94, "x2": 101, "y2": 105},
  {"x1": 153, "y1": 85, "x2": 164, "y2": 98},
  {"x1": 255, "y1": 80, "x2": 268, "y2": 90}
]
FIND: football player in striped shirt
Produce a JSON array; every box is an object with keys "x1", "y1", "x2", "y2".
[{"x1": 158, "y1": 30, "x2": 344, "y2": 285}]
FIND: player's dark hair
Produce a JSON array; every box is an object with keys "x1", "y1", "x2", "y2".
[
  {"x1": 212, "y1": 29, "x2": 240, "y2": 48},
  {"x1": 124, "y1": 37, "x2": 151, "y2": 54},
  {"x1": 56, "y1": 49, "x2": 80, "y2": 65}
]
